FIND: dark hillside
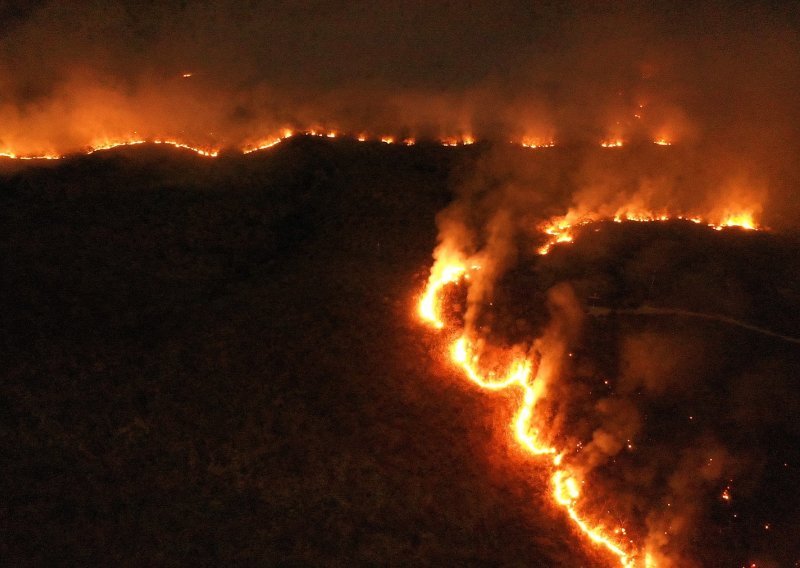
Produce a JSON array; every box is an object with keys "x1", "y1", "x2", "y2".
[{"x1": 1, "y1": 139, "x2": 595, "y2": 566}]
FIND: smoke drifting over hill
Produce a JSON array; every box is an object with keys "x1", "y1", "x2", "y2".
[
  {"x1": 1, "y1": 1, "x2": 799, "y2": 227},
  {"x1": 3, "y1": 2, "x2": 800, "y2": 566}
]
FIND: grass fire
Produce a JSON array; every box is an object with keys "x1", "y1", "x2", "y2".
[{"x1": 2, "y1": 2, "x2": 799, "y2": 567}]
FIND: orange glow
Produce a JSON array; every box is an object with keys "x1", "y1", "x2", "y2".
[
  {"x1": 242, "y1": 138, "x2": 283, "y2": 154},
  {"x1": 242, "y1": 129, "x2": 294, "y2": 154},
  {"x1": 1, "y1": 129, "x2": 696, "y2": 161},
  {"x1": 418, "y1": 207, "x2": 765, "y2": 565},
  {"x1": 520, "y1": 137, "x2": 555, "y2": 149},
  {"x1": 419, "y1": 244, "x2": 637, "y2": 567},
  {"x1": 181, "y1": 72, "x2": 193, "y2": 78},
  {"x1": 712, "y1": 211, "x2": 758, "y2": 231},
  {"x1": 86, "y1": 138, "x2": 147, "y2": 154},
  {"x1": 441, "y1": 135, "x2": 475, "y2": 147},
  {"x1": 418, "y1": 252, "x2": 470, "y2": 329},
  {"x1": 537, "y1": 208, "x2": 762, "y2": 255},
  {"x1": 153, "y1": 139, "x2": 218, "y2": 157},
  {"x1": 653, "y1": 138, "x2": 671, "y2": 146}
]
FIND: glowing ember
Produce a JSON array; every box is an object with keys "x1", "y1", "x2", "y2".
[
  {"x1": 520, "y1": 137, "x2": 555, "y2": 149},
  {"x1": 418, "y1": 253, "x2": 469, "y2": 329},
  {"x1": 153, "y1": 139, "x2": 218, "y2": 157},
  {"x1": 418, "y1": 210, "x2": 765, "y2": 566},
  {"x1": 537, "y1": 209, "x2": 762, "y2": 255},
  {"x1": 712, "y1": 211, "x2": 758, "y2": 231},
  {"x1": 0, "y1": 129, "x2": 686, "y2": 161},
  {"x1": 242, "y1": 129, "x2": 294, "y2": 154},
  {"x1": 419, "y1": 244, "x2": 637, "y2": 567},
  {"x1": 653, "y1": 138, "x2": 671, "y2": 146},
  {"x1": 439, "y1": 135, "x2": 476, "y2": 147},
  {"x1": 86, "y1": 139, "x2": 147, "y2": 154}
]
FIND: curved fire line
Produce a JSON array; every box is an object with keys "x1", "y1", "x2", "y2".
[{"x1": 418, "y1": 215, "x2": 767, "y2": 567}]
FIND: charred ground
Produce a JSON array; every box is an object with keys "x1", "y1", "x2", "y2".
[{"x1": 2, "y1": 138, "x2": 799, "y2": 566}]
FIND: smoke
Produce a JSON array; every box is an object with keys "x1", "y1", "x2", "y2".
[
  {"x1": 3, "y1": 2, "x2": 799, "y2": 561},
  {"x1": 422, "y1": 64, "x2": 799, "y2": 562},
  {"x1": 1, "y1": 1, "x2": 798, "y2": 225}
]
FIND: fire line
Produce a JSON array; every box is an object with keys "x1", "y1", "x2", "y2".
[{"x1": 417, "y1": 212, "x2": 763, "y2": 567}]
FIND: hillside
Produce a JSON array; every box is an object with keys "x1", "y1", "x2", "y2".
[{"x1": 2, "y1": 138, "x2": 798, "y2": 566}]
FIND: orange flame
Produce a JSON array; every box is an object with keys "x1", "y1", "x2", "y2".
[
  {"x1": 520, "y1": 137, "x2": 555, "y2": 149},
  {"x1": 418, "y1": 254, "x2": 469, "y2": 329},
  {"x1": 419, "y1": 246, "x2": 638, "y2": 566},
  {"x1": 537, "y1": 209, "x2": 762, "y2": 255},
  {"x1": 418, "y1": 209, "x2": 765, "y2": 566}
]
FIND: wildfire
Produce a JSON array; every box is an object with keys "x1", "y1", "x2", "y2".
[
  {"x1": 418, "y1": 253, "x2": 470, "y2": 329},
  {"x1": 537, "y1": 209, "x2": 761, "y2": 255},
  {"x1": 0, "y1": 129, "x2": 686, "y2": 161},
  {"x1": 441, "y1": 135, "x2": 476, "y2": 147},
  {"x1": 0, "y1": 128, "x2": 691, "y2": 161},
  {"x1": 712, "y1": 211, "x2": 758, "y2": 231},
  {"x1": 419, "y1": 248, "x2": 637, "y2": 566},
  {"x1": 242, "y1": 129, "x2": 295, "y2": 154},
  {"x1": 86, "y1": 138, "x2": 147, "y2": 154},
  {"x1": 418, "y1": 207, "x2": 764, "y2": 566},
  {"x1": 520, "y1": 137, "x2": 556, "y2": 149},
  {"x1": 153, "y1": 139, "x2": 219, "y2": 157}
]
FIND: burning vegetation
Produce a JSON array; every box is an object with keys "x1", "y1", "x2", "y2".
[{"x1": 2, "y1": 2, "x2": 800, "y2": 566}]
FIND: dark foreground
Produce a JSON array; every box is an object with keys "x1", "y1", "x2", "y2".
[{"x1": 2, "y1": 139, "x2": 799, "y2": 566}]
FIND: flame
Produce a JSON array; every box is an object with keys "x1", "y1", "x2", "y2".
[
  {"x1": 520, "y1": 137, "x2": 556, "y2": 149},
  {"x1": 419, "y1": 246, "x2": 636, "y2": 567},
  {"x1": 242, "y1": 129, "x2": 294, "y2": 154},
  {"x1": 418, "y1": 209, "x2": 765, "y2": 565},
  {"x1": 440, "y1": 135, "x2": 475, "y2": 147},
  {"x1": 86, "y1": 138, "x2": 147, "y2": 154},
  {"x1": 418, "y1": 253, "x2": 469, "y2": 329},
  {"x1": 653, "y1": 138, "x2": 671, "y2": 146},
  {"x1": 153, "y1": 139, "x2": 218, "y2": 157},
  {"x1": 712, "y1": 211, "x2": 758, "y2": 231},
  {"x1": 0, "y1": 129, "x2": 676, "y2": 161},
  {"x1": 537, "y1": 208, "x2": 762, "y2": 255}
]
